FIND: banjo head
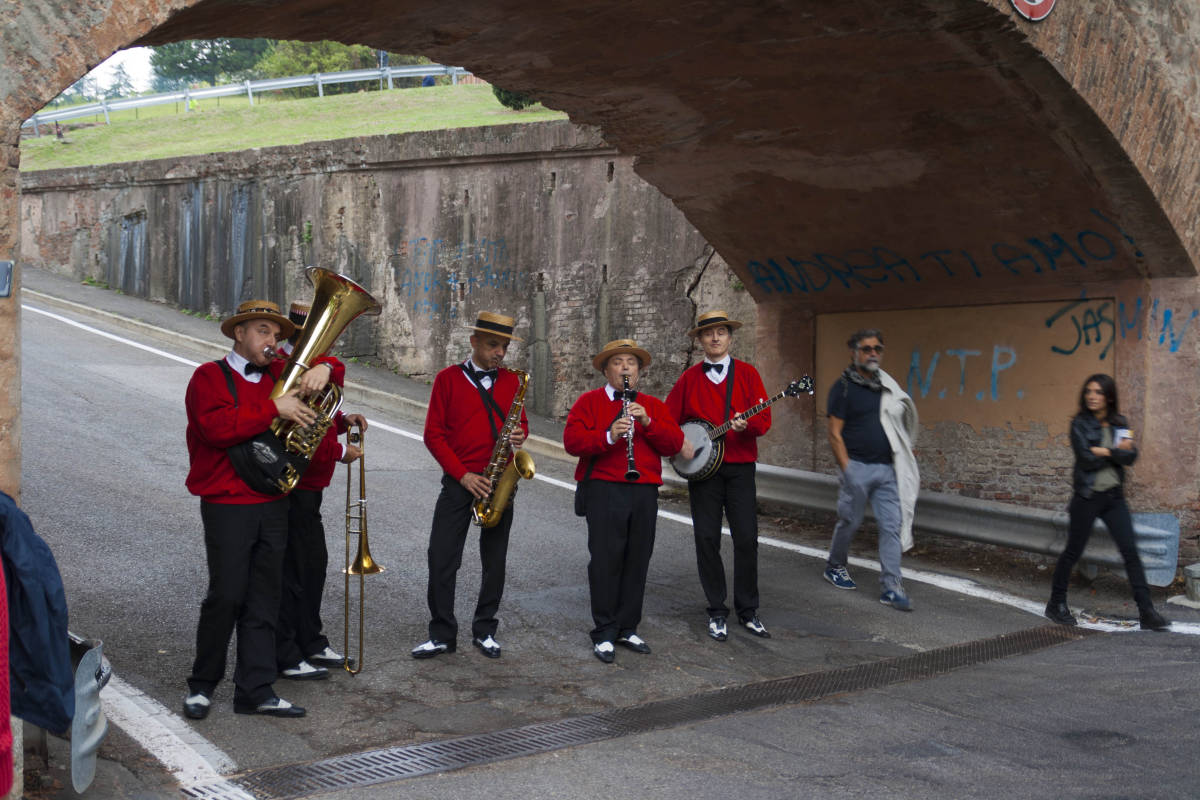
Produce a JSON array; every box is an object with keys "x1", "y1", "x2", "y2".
[{"x1": 671, "y1": 419, "x2": 723, "y2": 480}]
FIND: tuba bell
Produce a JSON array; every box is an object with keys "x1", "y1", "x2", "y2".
[{"x1": 266, "y1": 266, "x2": 381, "y2": 493}]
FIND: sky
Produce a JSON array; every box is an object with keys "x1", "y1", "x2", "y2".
[{"x1": 87, "y1": 47, "x2": 154, "y2": 94}]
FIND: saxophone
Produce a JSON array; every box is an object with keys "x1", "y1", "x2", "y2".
[{"x1": 472, "y1": 369, "x2": 536, "y2": 528}]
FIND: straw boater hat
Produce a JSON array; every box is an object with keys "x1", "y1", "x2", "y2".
[
  {"x1": 466, "y1": 311, "x2": 523, "y2": 342},
  {"x1": 288, "y1": 301, "x2": 311, "y2": 329},
  {"x1": 592, "y1": 338, "x2": 653, "y2": 372},
  {"x1": 688, "y1": 310, "x2": 743, "y2": 338},
  {"x1": 220, "y1": 299, "x2": 295, "y2": 340}
]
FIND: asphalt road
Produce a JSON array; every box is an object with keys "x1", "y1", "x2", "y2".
[{"x1": 15, "y1": 275, "x2": 1200, "y2": 799}]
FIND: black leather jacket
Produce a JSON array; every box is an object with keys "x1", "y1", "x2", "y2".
[{"x1": 1070, "y1": 412, "x2": 1138, "y2": 498}]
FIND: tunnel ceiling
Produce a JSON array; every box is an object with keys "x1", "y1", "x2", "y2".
[{"x1": 135, "y1": 0, "x2": 1195, "y2": 312}]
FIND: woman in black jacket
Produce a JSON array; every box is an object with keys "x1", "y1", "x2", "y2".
[{"x1": 1045, "y1": 374, "x2": 1169, "y2": 630}]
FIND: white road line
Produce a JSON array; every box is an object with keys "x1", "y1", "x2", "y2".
[
  {"x1": 102, "y1": 675, "x2": 250, "y2": 796},
  {"x1": 24, "y1": 305, "x2": 202, "y2": 367},
  {"x1": 26, "y1": 302, "x2": 1200, "y2": 788}
]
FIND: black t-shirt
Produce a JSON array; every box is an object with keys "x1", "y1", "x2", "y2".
[{"x1": 827, "y1": 377, "x2": 893, "y2": 464}]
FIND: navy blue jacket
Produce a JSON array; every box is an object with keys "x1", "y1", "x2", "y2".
[{"x1": 0, "y1": 492, "x2": 74, "y2": 734}]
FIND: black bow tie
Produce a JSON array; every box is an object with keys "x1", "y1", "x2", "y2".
[
  {"x1": 245, "y1": 362, "x2": 271, "y2": 376},
  {"x1": 473, "y1": 367, "x2": 498, "y2": 383},
  {"x1": 702, "y1": 362, "x2": 725, "y2": 374}
]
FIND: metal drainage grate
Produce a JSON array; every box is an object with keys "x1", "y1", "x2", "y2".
[{"x1": 185, "y1": 624, "x2": 1091, "y2": 800}]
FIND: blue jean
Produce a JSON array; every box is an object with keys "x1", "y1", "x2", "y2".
[{"x1": 827, "y1": 460, "x2": 904, "y2": 594}]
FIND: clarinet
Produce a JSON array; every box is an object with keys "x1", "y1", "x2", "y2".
[{"x1": 622, "y1": 375, "x2": 640, "y2": 481}]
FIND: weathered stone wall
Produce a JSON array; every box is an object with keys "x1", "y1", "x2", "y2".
[{"x1": 18, "y1": 120, "x2": 755, "y2": 415}]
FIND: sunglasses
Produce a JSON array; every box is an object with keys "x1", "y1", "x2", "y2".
[{"x1": 857, "y1": 344, "x2": 884, "y2": 354}]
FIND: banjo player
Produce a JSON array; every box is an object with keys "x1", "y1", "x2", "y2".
[{"x1": 666, "y1": 310, "x2": 773, "y2": 643}]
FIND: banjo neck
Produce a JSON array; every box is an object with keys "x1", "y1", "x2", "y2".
[{"x1": 707, "y1": 389, "x2": 785, "y2": 440}]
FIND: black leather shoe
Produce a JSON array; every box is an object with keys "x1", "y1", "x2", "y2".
[
  {"x1": 411, "y1": 639, "x2": 456, "y2": 659},
  {"x1": 473, "y1": 635, "x2": 502, "y2": 658},
  {"x1": 279, "y1": 660, "x2": 329, "y2": 680},
  {"x1": 307, "y1": 647, "x2": 353, "y2": 669},
  {"x1": 593, "y1": 641, "x2": 615, "y2": 663},
  {"x1": 1044, "y1": 600, "x2": 1077, "y2": 626},
  {"x1": 740, "y1": 615, "x2": 771, "y2": 638},
  {"x1": 707, "y1": 616, "x2": 728, "y2": 642},
  {"x1": 616, "y1": 634, "x2": 651, "y2": 654},
  {"x1": 233, "y1": 696, "x2": 306, "y2": 717},
  {"x1": 183, "y1": 691, "x2": 211, "y2": 720},
  {"x1": 1139, "y1": 606, "x2": 1170, "y2": 631}
]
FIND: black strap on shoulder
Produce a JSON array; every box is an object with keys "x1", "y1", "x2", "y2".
[
  {"x1": 723, "y1": 359, "x2": 736, "y2": 421},
  {"x1": 216, "y1": 359, "x2": 238, "y2": 406},
  {"x1": 460, "y1": 363, "x2": 504, "y2": 440}
]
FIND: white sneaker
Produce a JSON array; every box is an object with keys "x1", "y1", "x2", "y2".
[{"x1": 306, "y1": 646, "x2": 350, "y2": 668}]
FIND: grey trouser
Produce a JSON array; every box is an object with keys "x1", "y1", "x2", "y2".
[{"x1": 827, "y1": 460, "x2": 904, "y2": 594}]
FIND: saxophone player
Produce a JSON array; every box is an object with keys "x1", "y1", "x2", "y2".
[
  {"x1": 413, "y1": 312, "x2": 529, "y2": 661},
  {"x1": 563, "y1": 340, "x2": 689, "y2": 663}
]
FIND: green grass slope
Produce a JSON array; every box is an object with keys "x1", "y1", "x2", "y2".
[{"x1": 21, "y1": 84, "x2": 567, "y2": 171}]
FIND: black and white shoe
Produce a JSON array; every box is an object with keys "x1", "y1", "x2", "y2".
[
  {"x1": 593, "y1": 641, "x2": 615, "y2": 663},
  {"x1": 279, "y1": 660, "x2": 329, "y2": 680},
  {"x1": 707, "y1": 616, "x2": 728, "y2": 642},
  {"x1": 183, "y1": 691, "x2": 211, "y2": 720},
  {"x1": 473, "y1": 635, "x2": 502, "y2": 658},
  {"x1": 616, "y1": 634, "x2": 651, "y2": 654},
  {"x1": 411, "y1": 639, "x2": 456, "y2": 659},
  {"x1": 741, "y1": 616, "x2": 771, "y2": 638},
  {"x1": 234, "y1": 696, "x2": 306, "y2": 717},
  {"x1": 307, "y1": 646, "x2": 353, "y2": 669}
]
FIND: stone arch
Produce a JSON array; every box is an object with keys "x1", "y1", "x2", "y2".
[{"x1": 4, "y1": 0, "x2": 1199, "y2": 556}]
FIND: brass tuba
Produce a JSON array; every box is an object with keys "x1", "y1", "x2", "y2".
[
  {"x1": 471, "y1": 369, "x2": 535, "y2": 528},
  {"x1": 267, "y1": 266, "x2": 382, "y2": 493}
]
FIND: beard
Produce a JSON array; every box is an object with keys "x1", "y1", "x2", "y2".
[{"x1": 863, "y1": 361, "x2": 880, "y2": 373}]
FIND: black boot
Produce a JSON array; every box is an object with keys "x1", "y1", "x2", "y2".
[
  {"x1": 1138, "y1": 605, "x2": 1169, "y2": 632},
  {"x1": 1045, "y1": 599, "x2": 1077, "y2": 626}
]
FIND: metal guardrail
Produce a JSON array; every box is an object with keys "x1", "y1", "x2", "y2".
[
  {"x1": 668, "y1": 464, "x2": 1179, "y2": 586},
  {"x1": 23, "y1": 64, "x2": 471, "y2": 133}
]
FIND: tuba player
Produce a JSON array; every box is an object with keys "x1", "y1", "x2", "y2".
[{"x1": 412, "y1": 312, "x2": 529, "y2": 661}]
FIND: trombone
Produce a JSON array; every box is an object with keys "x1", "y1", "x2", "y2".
[{"x1": 343, "y1": 421, "x2": 383, "y2": 674}]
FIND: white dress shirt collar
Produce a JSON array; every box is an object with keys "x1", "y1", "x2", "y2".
[
  {"x1": 226, "y1": 350, "x2": 266, "y2": 383},
  {"x1": 703, "y1": 354, "x2": 732, "y2": 384}
]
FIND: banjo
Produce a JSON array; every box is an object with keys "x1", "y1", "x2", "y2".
[{"x1": 670, "y1": 376, "x2": 814, "y2": 481}]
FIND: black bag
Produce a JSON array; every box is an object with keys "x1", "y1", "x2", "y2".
[
  {"x1": 226, "y1": 431, "x2": 294, "y2": 496},
  {"x1": 574, "y1": 458, "x2": 596, "y2": 517},
  {"x1": 216, "y1": 360, "x2": 297, "y2": 495}
]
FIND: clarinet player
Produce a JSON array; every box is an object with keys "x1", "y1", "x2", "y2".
[
  {"x1": 564, "y1": 339, "x2": 690, "y2": 664},
  {"x1": 412, "y1": 312, "x2": 529, "y2": 661}
]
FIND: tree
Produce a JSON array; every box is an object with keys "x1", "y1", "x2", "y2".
[
  {"x1": 106, "y1": 64, "x2": 134, "y2": 98},
  {"x1": 492, "y1": 86, "x2": 536, "y2": 111},
  {"x1": 149, "y1": 39, "x2": 270, "y2": 87}
]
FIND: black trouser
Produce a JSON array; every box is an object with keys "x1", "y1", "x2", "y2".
[
  {"x1": 275, "y1": 488, "x2": 331, "y2": 669},
  {"x1": 585, "y1": 480, "x2": 659, "y2": 644},
  {"x1": 189, "y1": 498, "x2": 288, "y2": 705},
  {"x1": 1050, "y1": 488, "x2": 1151, "y2": 608},
  {"x1": 689, "y1": 461, "x2": 759, "y2": 620},
  {"x1": 426, "y1": 474, "x2": 513, "y2": 644}
]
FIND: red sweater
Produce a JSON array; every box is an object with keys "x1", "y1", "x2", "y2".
[
  {"x1": 666, "y1": 360, "x2": 771, "y2": 464},
  {"x1": 564, "y1": 387, "x2": 684, "y2": 485},
  {"x1": 424, "y1": 365, "x2": 530, "y2": 481},
  {"x1": 297, "y1": 357, "x2": 348, "y2": 492},
  {"x1": 185, "y1": 356, "x2": 347, "y2": 503}
]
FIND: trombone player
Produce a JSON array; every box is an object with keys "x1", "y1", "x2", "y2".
[
  {"x1": 274, "y1": 302, "x2": 365, "y2": 681},
  {"x1": 412, "y1": 312, "x2": 529, "y2": 661}
]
